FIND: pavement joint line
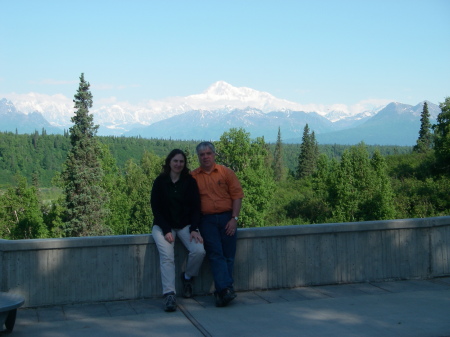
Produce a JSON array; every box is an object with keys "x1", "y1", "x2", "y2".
[
  {"x1": 177, "y1": 301, "x2": 212, "y2": 337},
  {"x1": 253, "y1": 291, "x2": 271, "y2": 303},
  {"x1": 367, "y1": 282, "x2": 392, "y2": 293}
]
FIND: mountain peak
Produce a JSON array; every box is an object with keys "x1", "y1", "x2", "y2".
[
  {"x1": 200, "y1": 81, "x2": 270, "y2": 101},
  {"x1": 204, "y1": 81, "x2": 234, "y2": 95}
]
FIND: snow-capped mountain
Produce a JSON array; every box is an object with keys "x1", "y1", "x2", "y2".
[
  {"x1": 313, "y1": 101, "x2": 440, "y2": 146},
  {"x1": 0, "y1": 98, "x2": 64, "y2": 134},
  {"x1": 181, "y1": 81, "x2": 305, "y2": 112},
  {"x1": 9, "y1": 93, "x2": 74, "y2": 128},
  {"x1": 125, "y1": 107, "x2": 335, "y2": 141},
  {"x1": 6, "y1": 81, "x2": 383, "y2": 134},
  {"x1": 1, "y1": 82, "x2": 439, "y2": 145}
]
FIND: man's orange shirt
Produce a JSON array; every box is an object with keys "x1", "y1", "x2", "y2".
[{"x1": 191, "y1": 163, "x2": 244, "y2": 215}]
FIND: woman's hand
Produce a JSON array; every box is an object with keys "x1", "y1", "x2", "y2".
[
  {"x1": 164, "y1": 232, "x2": 175, "y2": 243},
  {"x1": 190, "y1": 231, "x2": 203, "y2": 244}
]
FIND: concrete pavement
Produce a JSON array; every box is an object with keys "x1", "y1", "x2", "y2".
[{"x1": 7, "y1": 277, "x2": 450, "y2": 337}]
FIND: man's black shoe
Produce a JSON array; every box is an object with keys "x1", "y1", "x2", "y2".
[
  {"x1": 222, "y1": 288, "x2": 237, "y2": 306},
  {"x1": 181, "y1": 272, "x2": 193, "y2": 298},
  {"x1": 215, "y1": 288, "x2": 236, "y2": 307}
]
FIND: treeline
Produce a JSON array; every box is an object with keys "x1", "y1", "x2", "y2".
[
  {"x1": 0, "y1": 132, "x2": 199, "y2": 187},
  {"x1": 1, "y1": 75, "x2": 449, "y2": 240},
  {"x1": 0, "y1": 131, "x2": 411, "y2": 188}
]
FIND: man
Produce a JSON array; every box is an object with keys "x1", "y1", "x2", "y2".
[{"x1": 191, "y1": 141, "x2": 244, "y2": 307}]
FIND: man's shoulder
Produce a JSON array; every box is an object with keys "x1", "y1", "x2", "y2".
[
  {"x1": 191, "y1": 164, "x2": 234, "y2": 176},
  {"x1": 215, "y1": 164, "x2": 236, "y2": 175}
]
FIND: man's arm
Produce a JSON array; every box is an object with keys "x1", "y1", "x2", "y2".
[
  {"x1": 231, "y1": 198, "x2": 242, "y2": 220},
  {"x1": 225, "y1": 198, "x2": 242, "y2": 236}
]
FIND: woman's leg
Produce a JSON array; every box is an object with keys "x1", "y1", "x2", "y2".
[{"x1": 152, "y1": 225, "x2": 176, "y2": 295}]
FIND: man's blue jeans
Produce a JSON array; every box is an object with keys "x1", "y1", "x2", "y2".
[{"x1": 199, "y1": 212, "x2": 237, "y2": 293}]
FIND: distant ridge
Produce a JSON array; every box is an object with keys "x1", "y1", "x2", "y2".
[{"x1": 312, "y1": 101, "x2": 440, "y2": 146}]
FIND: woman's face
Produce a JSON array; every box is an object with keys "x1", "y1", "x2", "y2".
[{"x1": 169, "y1": 153, "x2": 185, "y2": 174}]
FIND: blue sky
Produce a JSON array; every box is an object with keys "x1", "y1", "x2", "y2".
[{"x1": 1, "y1": 0, "x2": 449, "y2": 107}]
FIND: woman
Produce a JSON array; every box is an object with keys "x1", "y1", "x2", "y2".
[{"x1": 151, "y1": 149, "x2": 205, "y2": 312}]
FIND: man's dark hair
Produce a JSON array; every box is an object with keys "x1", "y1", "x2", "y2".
[{"x1": 196, "y1": 141, "x2": 216, "y2": 155}]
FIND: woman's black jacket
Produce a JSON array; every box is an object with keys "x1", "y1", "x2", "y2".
[{"x1": 150, "y1": 173, "x2": 201, "y2": 235}]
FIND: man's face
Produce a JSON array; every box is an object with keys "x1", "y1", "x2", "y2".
[{"x1": 198, "y1": 148, "x2": 216, "y2": 171}]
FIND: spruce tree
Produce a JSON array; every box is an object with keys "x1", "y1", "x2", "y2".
[
  {"x1": 273, "y1": 127, "x2": 285, "y2": 181},
  {"x1": 61, "y1": 73, "x2": 110, "y2": 237},
  {"x1": 296, "y1": 124, "x2": 319, "y2": 179},
  {"x1": 413, "y1": 101, "x2": 433, "y2": 153}
]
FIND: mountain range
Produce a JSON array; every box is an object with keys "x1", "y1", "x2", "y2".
[{"x1": 0, "y1": 81, "x2": 442, "y2": 145}]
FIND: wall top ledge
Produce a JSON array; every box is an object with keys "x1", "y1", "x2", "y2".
[
  {"x1": 1, "y1": 216, "x2": 449, "y2": 251},
  {"x1": 237, "y1": 216, "x2": 450, "y2": 239}
]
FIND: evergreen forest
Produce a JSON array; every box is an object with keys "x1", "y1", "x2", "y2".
[{"x1": 1, "y1": 75, "x2": 449, "y2": 240}]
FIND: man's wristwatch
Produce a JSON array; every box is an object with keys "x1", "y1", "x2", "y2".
[{"x1": 233, "y1": 216, "x2": 239, "y2": 221}]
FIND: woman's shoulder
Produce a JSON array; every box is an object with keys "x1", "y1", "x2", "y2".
[
  {"x1": 153, "y1": 174, "x2": 168, "y2": 184},
  {"x1": 181, "y1": 173, "x2": 196, "y2": 183}
]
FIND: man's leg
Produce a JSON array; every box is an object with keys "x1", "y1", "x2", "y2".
[
  {"x1": 218, "y1": 213, "x2": 237, "y2": 289},
  {"x1": 200, "y1": 214, "x2": 234, "y2": 293}
]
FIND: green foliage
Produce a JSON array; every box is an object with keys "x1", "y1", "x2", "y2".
[
  {"x1": 265, "y1": 178, "x2": 313, "y2": 226},
  {"x1": 0, "y1": 131, "x2": 412, "y2": 188},
  {"x1": 42, "y1": 197, "x2": 66, "y2": 238},
  {"x1": 385, "y1": 151, "x2": 438, "y2": 181},
  {"x1": 1, "y1": 113, "x2": 449, "y2": 239},
  {"x1": 413, "y1": 102, "x2": 433, "y2": 153},
  {"x1": 126, "y1": 151, "x2": 161, "y2": 234},
  {"x1": 60, "y1": 74, "x2": 110, "y2": 237},
  {"x1": 0, "y1": 131, "x2": 69, "y2": 187},
  {"x1": 97, "y1": 143, "x2": 130, "y2": 235},
  {"x1": 434, "y1": 97, "x2": 450, "y2": 173},
  {"x1": 368, "y1": 150, "x2": 396, "y2": 220},
  {"x1": 272, "y1": 127, "x2": 285, "y2": 181},
  {"x1": 392, "y1": 176, "x2": 450, "y2": 218},
  {"x1": 215, "y1": 128, "x2": 276, "y2": 227},
  {"x1": 296, "y1": 124, "x2": 319, "y2": 179},
  {"x1": 0, "y1": 176, "x2": 48, "y2": 239},
  {"x1": 268, "y1": 142, "x2": 412, "y2": 175},
  {"x1": 328, "y1": 144, "x2": 395, "y2": 222}
]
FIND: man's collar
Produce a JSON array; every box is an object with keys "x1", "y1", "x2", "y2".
[{"x1": 199, "y1": 163, "x2": 218, "y2": 174}]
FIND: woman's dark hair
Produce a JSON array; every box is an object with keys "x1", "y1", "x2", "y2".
[{"x1": 162, "y1": 149, "x2": 189, "y2": 175}]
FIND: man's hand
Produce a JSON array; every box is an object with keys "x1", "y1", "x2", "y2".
[{"x1": 225, "y1": 218, "x2": 237, "y2": 236}]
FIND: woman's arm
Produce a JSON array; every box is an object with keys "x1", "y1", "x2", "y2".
[{"x1": 150, "y1": 176, "x2": 172, "y2": 235}]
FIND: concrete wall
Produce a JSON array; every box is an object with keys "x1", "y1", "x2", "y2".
[{"x1": 1, "y1": 216, "x2": 449, "y2": 308}]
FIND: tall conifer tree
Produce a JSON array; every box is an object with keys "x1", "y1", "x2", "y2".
[
  {"x1": 413, "y1": 101, "x2": 433, "y2": 153},
  {"x1": 273, "y1": 127, "x2": 284, "y2": 181},
  {"x1": 296, "y1": 124, "x2": 319, "y2": 179},
  {"x1": 61, "y1": 73, "x2": 110, "y2": 237}
]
